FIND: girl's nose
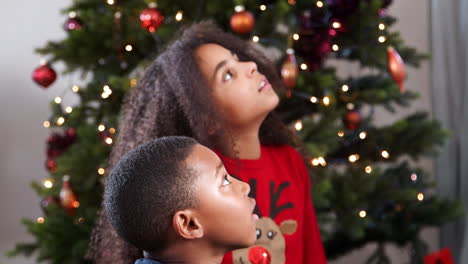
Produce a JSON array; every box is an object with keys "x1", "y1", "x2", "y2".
[{"x1": 245, "y1": 61, "x2": 258, "y2": 78}]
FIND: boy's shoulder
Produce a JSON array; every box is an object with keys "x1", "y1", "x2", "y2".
[{"x1": 135, "y1": 258, "x2": 164, "y2": 264}]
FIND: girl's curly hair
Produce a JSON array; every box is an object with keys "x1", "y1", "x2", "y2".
[{"x1": 87, "y1": 21, "x2": 296, "y2": 263}]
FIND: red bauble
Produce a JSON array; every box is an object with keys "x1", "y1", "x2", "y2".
[
  {"x1": 387, "y1": 46, "x2": 406, "y2": 94},
  {"x1": 343, "y1": 110, "x2": 362, "y2": 130},
  {"x1": 60, "y1": 175, "x2": 78, "y2": 216},
  {"x1": 230, "y1": 10, "x2": 255, "y2": 34},
  {"x1": 45, "y1": 159, "x2": 57, "y2": 172},
  {"x1": 281, "y1": 49, "x2": 298, "y2": 97},
  {"x1": 64, "y1": 17, "x2": 83, "y2": 31},
  {"x1": 248, "y1": 246, "x2": 271, "y2": 264},
  {"x1": 139, "y1": 5, "x2": 164, "y2": 33},
  {"x1": 32, "y1": 63, "x2": 57, "y2": 88}
]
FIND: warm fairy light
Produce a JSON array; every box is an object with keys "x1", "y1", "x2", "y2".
[
  {"x1": 316, "y1": 1, "x2": 324, "y2": 8},
  {"x1": 43, "y1": 178, "x2": 54, "y2": 189},
  {"x1": 294, "y1": 121, "x2": 303, "y2": 131},
  {"x1": 252, "y1": 36, "x2": 260, "y2": 43},
  {"x1": 98, "y1": 124, "x2": 106, "y2": 132},
  {"x1": 348, "y1": 154, "x2": 359, "y2": 163},
  {"x1": 43, "y1": 121, "x2": 51, "y2": 128},
  {"x1": 125, "y1": 45, "x2": 133, "y2": 52},
  {"x1": 98, "y1": 168, "x2": 106, "y2": 175},
  {"x1": 65, "y1": 106, "x2": 73, "y2": 113},
  {"x1": 365, "y1": 166, "x2": 372, "y2": 174},
  {"x1": 37, "y1": 217, "x2": 45, "y2": 224},
  {"x1": 234, "y1": 5, "x2": 244, "y2": 12},
  {"x1": 332, "y1": 44, "x2": 339, "y2": 51},
  {"x1": 101, "y1": 92, "x2": 110, "y2": 99},
  {"x1": 69, "y1": 11, "x2": 77, "y2": 18},
  {"x1": 311, "y1": 158, "x2": 320, "y2": 166},
  {"x1": 175, "y1": 11, "x2": 183, "y2": 21},
  {"x1": 109, "y1": 127, "x2": 116, "y2": 134},
  {"x1": 293, "y1": 33, "x2": 300, "y2": 40},
  {"x1": 359, "y1": 132, "x2": 367, "y2": 139},
  {"x1": 260, "y1": 5, "x2": 267, "y2": 11},
  {"x1": 57, "y1": 117, "x2": 65, "y2": 126},
  {"x1": 379, "y1": 23, "x2": 385, "y2": 30},
  {"x1": 103, "y1": 85, "x2": 112, "y2": 94},
  {"x1": 114, "y1": 11, "x2": 122, "y2": 19},
  {"x1": 105, "y1": 137, "x2": 113, "y2": 144},
  {"x1": 288, "y1": 0, "x2": 296, "y2": 5},
  {"x1": 72, "y1": 85, "x2": 79, "y2": 93},
  {"x1": 359, "y1": 210, "x2": 367, "y2": 218},
  {"x1": 417, "y1": 193, "x2": 424, "y2": 201},
  {"x1": 73, "y1": 201, "x2": 80, "y2": 208},
  {"x1": 337, "y1": 131, "x2": 344, "y2": 137},
  {"x1": 78, "y1": 217, "x2": 85, "y2": 223},
  {"x1": 317, "y1": 157, "x2": 326, "y2": 166},
  {"x1": 310, "y1": 96, "x2": 318, "y2": 103},
  {"x1": 332, "y1": 22, "x2": 341, "y2": 29},
  {"x1": 107, "y1": 0, "x2": 114, "y2": 5},
  {"x1": 378, "y1": 36, "x2": 386, "y2": 43},
  {"x1": 54, "y1": 97, "x2": 62, "y2": 104},
  {"x1": 411, "y1": 173, "x2": 418, "y2": 181},
  {"x1": 323, "y1": 96, "x2": 330, "y2": 106},
  {"x1": 381, "y1": 150, "x2": 390, "y2": 159},
  {"x1": 130, "y1": 79, "x2": 138, "y2": 87},
  {"x1": 341, "y1": 84, "x2": 349, "y2": 92},
  {"x1": 39, "y1": 58, "x2": 48, "y2": 66},
  {"x1": 300, "y1": 63, "x2": 308, "y2": 70},
  {"x1": 347, "y1": 103, "x2": 355, "y2": 110}
]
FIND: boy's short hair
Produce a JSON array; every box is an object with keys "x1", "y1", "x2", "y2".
[{"x1": 104, "y1": 136, "x2": 199, "y2": 251}]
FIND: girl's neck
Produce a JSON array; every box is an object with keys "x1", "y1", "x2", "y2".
[{"x1": 226, "y1": 125, "x2": 262, "y2": 160}]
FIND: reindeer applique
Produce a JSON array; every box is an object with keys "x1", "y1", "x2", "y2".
[{"x1": 232, "y1": 179, "x2": 298, "y2": 264}]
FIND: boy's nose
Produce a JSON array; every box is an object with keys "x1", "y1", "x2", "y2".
[{"x1": 241, "y1": 180, "x2": 251, "y2": 196}]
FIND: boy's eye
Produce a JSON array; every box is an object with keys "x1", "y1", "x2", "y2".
[
  {"x1": 222, "y1": 175, "x2": 232, "y2": 186},
  {"x1": 223, "y1": 71, "x2": 232, "y2": 81}
]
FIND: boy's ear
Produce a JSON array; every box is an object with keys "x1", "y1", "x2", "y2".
[{"x1": 172, "y1": 210, "x2": 204, "y2": 240}]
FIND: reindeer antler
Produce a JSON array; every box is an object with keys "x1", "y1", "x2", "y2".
[{"x1": 270, "y1": 181, "x2": 293, "y2": 219}]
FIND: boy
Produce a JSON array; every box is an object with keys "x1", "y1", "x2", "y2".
[{"x1": 104, "y1": 136, "x2": 259, "y2": 264}]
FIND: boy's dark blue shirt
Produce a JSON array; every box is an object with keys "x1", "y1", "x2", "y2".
[{"x1": 135, "y1": 258, "x2": 163, "y2": 264}]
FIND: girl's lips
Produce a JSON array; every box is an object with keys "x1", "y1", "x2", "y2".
[{"x1": 258, "y1": 80, "x2": 272, "y2": 92}]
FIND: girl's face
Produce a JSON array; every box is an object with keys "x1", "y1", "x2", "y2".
[{"x1": 195, "y1": 43, "x2": 279, "y2": 130}]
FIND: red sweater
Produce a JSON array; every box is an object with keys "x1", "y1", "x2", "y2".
[{"x1": 217, "y1": 145, "x2": 327, "y2": 264}]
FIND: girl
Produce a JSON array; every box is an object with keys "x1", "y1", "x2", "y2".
[{"x1": 88, "y1": 21, "x2": 326, "y2": 264}]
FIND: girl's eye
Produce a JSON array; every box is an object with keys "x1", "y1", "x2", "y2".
[
  {"x1": 223, "y1": 71, "x2": 233, "y2": 81},
  {"x1": 222, "y1": 175, "x2": 232, "y2": 186}
]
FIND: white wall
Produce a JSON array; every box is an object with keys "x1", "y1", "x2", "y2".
[{"x1": 0, "y1": 1, "x2": 436, "y2": 263}]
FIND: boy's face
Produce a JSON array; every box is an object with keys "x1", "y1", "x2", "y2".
[{"x1": 187, "y1": 144, "x2": 258, "y2": 249}]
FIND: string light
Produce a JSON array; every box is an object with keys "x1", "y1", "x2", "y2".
[
  {"x1": 365, "y1": 166, "x2": 372, "y2": 174},
  {"x1": 300, "y1": 63, "x2": 308, "y2": 70},
  {"x1": 78, "y1": 217, "x2": 85, "y2": 223},
  {"x1": 378, "y1": 36, "x2": 386, "y2": 43},
  {"x1": 337, "y1": 131, "x2": 344, "y2": 137},
  {"x1": 98, "y1": 124, "x2": 106, "y2": 132},
  {"x1": 234, "y1": 5, "x2": 244, "y2": 12},
  {"x1": 69, "y1": 11, "x2": 77, "y2": 18},
  {"x1": 175, "y1": 11, "x2": 183, "y2": 21},
  {"x1": 294, "y1": 121, "x2": 303, "y2": 131},
  {"x1": 260, "y1": 4, "x2": 267, "y2": 11},
  {"x1": 37, "y1": 217, "x2": 45, "y2": 224},
  {"x1": 348, "y1": 154, "x2": 359, "y2": 163},
  {"x1": 130, "y1": 79, "x2": 137, "y2": 87},
  {"x1": 293, "y1": 33, "x2": 300, "y2": 40},
  {"x1": 107, "y1": 0, "x2": 115, "y2": 5},
  {"x1": 381, "y1": 150, "x2": 390, "y2": 159},
  {"x1": 252, "y1": 36, "x2": 260, "y2": 43},
  {"x1": 72, "y1": 85, "x2": 79, "y2": 93},
  {"x1": 98, "y1": 168, "x2": 106, "y2": 175},
  {"x1": 316, "y1": 1, "x2": 324, "y2": 8},
  {"x1": 42, "y1": 178, "x2": 54, "y2": 189},
  {"x1": 311, "y1": 158, "x2": 320, "y2": 166},
  {"x1": 65, "y1": 106, "x2": 73, "y2": 113},
  {"x1": 125, "y1": 45, "x2": 133, "y2": 52},
  {"x1": 54, "y1": 97, "x2": 62, "y2": 104},
  {"x1": 109, "y1": 127, "x2": 116, "y2": 134},
  {"x1": 378, "y1": 23, "x2": 385, "y2": 30},
  {"x1": 73, "y1": 201, "x2": 80, "y2": 208},
  {"x1": 310, "y1": 96, "x2": 318, "y2": 103},
  {"x1": 103, "y1": 85, "x2": 112, "y2": 94},
  {"x1": 346, "y1": 103, "x2": 355, "y2": 110},
  {"x1": 359, "y1": 131, "x2": 367, "y2": 139},
  {"x1": 341, "y1": 84, "x2": 349, "y2": 92},
  {"x1": 43, "y1": 121, "x2": 51, "y2": 128},
  {"x1": 411, "y1": 173, "x2": 418, "y2": 181},
  {"x1": 323, "y1": 96, "x2": 330, "y2": 106},
  {"x1": 317, "y1": 157, "x2": 326, "y2": 166},
  {"x1": 114, "y1": 11, "x2": 122, "y2": 19},
  {"x1": 332, "y1": 44, "x2": 339, "y2": 51},
  {"x1": 417, "y1": 193, "x2": 424, "y2": 201},
  {"x1": 332, "y1": 22, "x2": 341, "y2": 29},
  {"x1": 359, "y1": 210, "x2": 367, "y2": 218},
  {"x1": 105, "y1": 137, "x2": 113, "y2": 145},
  {"x1": 57, "y1": 117, "x2": 65, "y2": 126},
  {"x1": 288, "y1": 0, "x2": 296, "y2": 5}
]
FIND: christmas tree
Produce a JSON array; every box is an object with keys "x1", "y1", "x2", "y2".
[{"x1": 9, "y1": 0, "x2": 463, "y2": 263}]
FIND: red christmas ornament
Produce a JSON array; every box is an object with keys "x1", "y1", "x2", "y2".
[
  {"x1": 60, "y1": 175, "x2": 78, "y2": 216},
  {"x1": 45, "y1": 159, "x2": 57, "y2": 172},
  {"x1": 387, "y1": 46, "x2": 406, "y2": 94},
  {"x1": 139, "y1": 3, "x2": 164, "y2": 33},
  {"x1": 281, "y1": 49, "x2": 298, "y2": 98},
  {"x1": 64, "y1": 17, "x2": 82, "y2": 31},
  {"x1": 424, "y1": 248, "x2": 454, "y2": 264},
  {"x1": 32, "y1": 63, "x2": 57, "y2": 88},
  {"x1": 248, "y1": 246, "x2": 271, "y2": 264},
  {"x1": 343, "y1": 110, "x2": 362, "y2": 130},
  {"x1": 230, "y1": 7, "x2": 255, "y2": 34}
]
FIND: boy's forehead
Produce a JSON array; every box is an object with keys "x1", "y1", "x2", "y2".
[{"x1": 185, "y1": 144, "x2": 221, "y2": 173}]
